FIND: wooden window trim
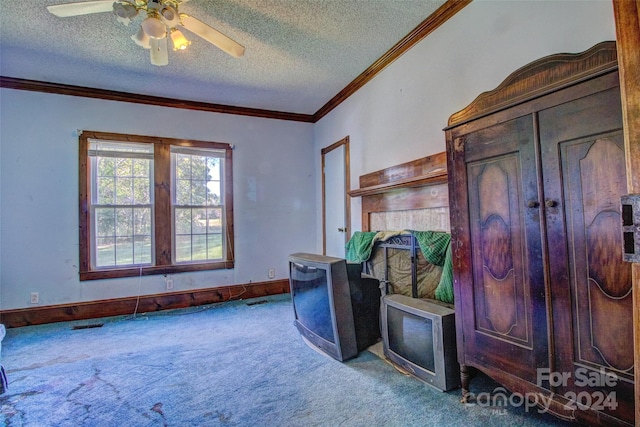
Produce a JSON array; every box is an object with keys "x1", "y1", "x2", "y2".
[{"x1": 79, "y1": 130, "x2": 234, "y2": 281}]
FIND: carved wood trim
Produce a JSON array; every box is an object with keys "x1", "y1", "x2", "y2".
[
  {"x1": 0, "y1": 280, "x2": 290, "y2": 328},
  {"x1": 446, "y1": 41, "x2": 618, "y2": 128}
]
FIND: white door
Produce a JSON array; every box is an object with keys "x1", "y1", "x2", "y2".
[{"x1": 323, "y1": 138, "x2": 350, "y2": 258}]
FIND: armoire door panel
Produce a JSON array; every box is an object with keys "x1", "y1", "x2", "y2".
[
  {"x1": 460, "y1": 116, "x2": 548, "y2": 382},
  {"x1": 562, "y1": 134, "x2": 633, "y2": 375},
  {"x1": 539, "y1": 85, "x2": 634, "y2": 424},
  {"x1": 469, "y1": 157, "x2": 527, "y2": 342}
]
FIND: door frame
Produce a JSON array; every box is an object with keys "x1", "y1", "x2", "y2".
[{"x1": 321, "y1": 136, "x2": 351, "y2": 255}]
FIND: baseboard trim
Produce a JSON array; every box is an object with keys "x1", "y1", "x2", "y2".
[{"x1": 0, "y1": 280, "x2": 290, "y2": 328}]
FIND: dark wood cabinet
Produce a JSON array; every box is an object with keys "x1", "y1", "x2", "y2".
[{"x1": 445, "y1": 42, "x2": 634, "y2": 426}]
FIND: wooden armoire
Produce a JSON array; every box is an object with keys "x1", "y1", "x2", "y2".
[{"x1": 445, "y1": 41, "x2": 634, "y2": 426}]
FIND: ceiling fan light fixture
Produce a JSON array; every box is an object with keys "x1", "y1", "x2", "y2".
[
  {"x1": 131, "y1": 26, "x2": 151, "y2": 49},
  {"x1": 141, "y1": 16, "x2": 166, "y2": 39},
  {"x1": 113, "y1": 2, "x2": 138, "y2": 25},
  {"x1": 170, "y1": 29, "x2": 190, "y2": 51},
  {"x1": 46, "y1": 0, "x2": 246, "y2": 64},
  {"x1": 159, "y1": 5, "x2": 180, "y2": 28},
  {"x1": 149, "y1": 37, "x2": 169, "y2": 66}
]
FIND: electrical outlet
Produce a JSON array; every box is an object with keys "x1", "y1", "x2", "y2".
[
  {"x1": 30, "y1": 292, "x2": 39, "y2": 304},
  {"x1": 268, "y1": 268, "x2": 276, "y2": 279},
  {"x1": 166, "y1": 277, "x2": 174, "y2": 290}
]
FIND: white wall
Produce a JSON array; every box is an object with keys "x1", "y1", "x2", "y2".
[
  {"x1": 314, "y1": 0, "x2": 617, "y2": 242},
  {"x1": 0, "y1": 90, "x2": 315, "y2": 309}
]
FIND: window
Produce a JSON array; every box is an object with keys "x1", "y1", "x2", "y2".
[
  {"x1": 90, "y1": 141, "x2": 154, "y2": 268},
  {"x1": 172, "y1": 147, "x2": 226, "y2": 263},
  {"x1": 79, "y1": 131, "x2": 234, "y2": 280}
]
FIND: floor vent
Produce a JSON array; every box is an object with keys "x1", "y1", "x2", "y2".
[
  {"x1": 246, "y1": 300, "x2": 268, "y2": 306},
  {"x1": 72, "y1": 323, "x2": 104, "y2": 330}
]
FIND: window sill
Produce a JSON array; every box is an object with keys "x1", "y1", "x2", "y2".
[{"x1": 79, "y1": 261, "x2": 234, "y2": 281}]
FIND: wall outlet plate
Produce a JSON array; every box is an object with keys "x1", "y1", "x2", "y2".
[
  {"x1": 268, "y1": 268, "x2": 276, "y2": 279},
  {"x1": 30, "y1": 292, "x2": 39, "y2": 304}
]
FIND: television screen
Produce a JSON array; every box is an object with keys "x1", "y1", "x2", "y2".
[
  {"x1": 381, "y1": 293, "x2": 459, "y2": 391},
  {"x1": 288, "y1": 253, "x2": 380, "y2": 362},
  {"x1": 388, "y1": 307, "x2": 435, "y2": 372},
  {"x1": 289, "y1": 261, "x2": 335, "y2": 344}
]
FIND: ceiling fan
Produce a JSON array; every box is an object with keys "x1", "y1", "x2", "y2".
[{"x1": 47, "y1": 0, "x2": 245, "y2": 66}]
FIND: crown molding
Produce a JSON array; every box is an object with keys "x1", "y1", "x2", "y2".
[{"x1": 0, "y1": 76, "x2": 315, "y2": 123}]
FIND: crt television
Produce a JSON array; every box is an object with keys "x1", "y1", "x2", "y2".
[
  {"x1": 288, "y1": 253, "x2": 381, "y2": 362},
  {"x1": 381, "y1": 293, "x2": 460, "y2": 391}
]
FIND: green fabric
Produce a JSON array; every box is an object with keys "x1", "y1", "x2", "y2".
[
  {"x1": 411, "y1": 231, "x2": 454, "y2": 304},
  {"x1": 345, "y1": 231, "x2": 377, "y2": 263},
  {"x1": 345, "y1": 230, "x2": 455, "y2": 304}
]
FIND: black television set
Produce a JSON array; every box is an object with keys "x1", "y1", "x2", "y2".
[
  {"x1": 288, "y1": 253, "x2": 381, "y2": 362},
  {"x1": 381, "y1": 293, "x2": 460, "y2": 391}
]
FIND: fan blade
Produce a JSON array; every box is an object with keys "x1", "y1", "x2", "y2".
[
  {"x1": 47, "y1": 1, "x2": 115, "y2": 17},
  {"x1": 149, "y1": 37, "x2": 169, "y2": 66},
  {"x1": 180, "y1": 15, "x2": 245, "y2": 58}
]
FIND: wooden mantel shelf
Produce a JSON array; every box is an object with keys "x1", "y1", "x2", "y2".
[
  {"x1": 348, "y1": 168, "x2": 447, "y2": 197},
  {"x1": 348, "y1": 152, "x2": 447, "y2": 198}
]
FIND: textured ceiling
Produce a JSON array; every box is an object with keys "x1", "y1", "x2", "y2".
[{"x1": 0, "y1": 0, "x2": 446, "y2": 115}]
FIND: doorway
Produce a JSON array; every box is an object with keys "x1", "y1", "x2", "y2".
[{"x1": 322, "y1": 137, "x2": 350, "y2": 257}]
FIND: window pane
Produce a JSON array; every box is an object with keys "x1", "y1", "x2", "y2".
[
  {"x1": 207, "y1": 208, "x2": 222, "y2": 233},
  {"x1": 132, "y1": 158, "x2": 148, "y2": 177},
  {"x1": 207, "y1": 234, "x2": 222, "y2": 259},
  {"x1": 192, "y1": 180, "x2": 207, "y2": 205},
  {"x1": 192, "y1": 156, "x2": 207, "y2": 180},
  {"x1": 115, "y1": 208, "x2": 133, "y2": 237},
  {"x1": 176, "y1": 179, "x2": 191, "y2": 205},
  {"x1": 192, "y1": 235, "x2": 207, "y2": 261},
  {"x1": 176, "y1": 154, "x2": 191, "y2": 179},
  {"x1": 133, "y1": 208, "x2": 151, "y2": 236},
  {"x1": 116, "y1": 177, "x2": 133, "y2": 204},
  {"x1": 96, "y1": 208, "x2": 115, "y2": 237},
  {"x1": 98, "y1": 157, "x2": 115, "y2": 176},
  {"x1": 192, "y1": 208, "x2": 207, "y2": 234},
  {"x1": 133, "y1": 177, "x2": 150, "y2": 204},
  {"x1": 116, "y1": 158, "x2": 132, "y2": 177},
  {"x1": 97, "y1": 177, "x2": 115, "y2": 204},
  {"x1": 207, "y1": 181, "x2": 221, "y2": 205},
  {"x1": 96, "y1": 237, "x2": 115, "y2": 267},
  {"x1": 115, "y1": 237, "x2": 133, "y2": 265},
  {"x1": 134, "y1": 236, "x2": 152, "y2": 264},
  {"x1": 175, "y1": 208, "x2": 192, "y2": 234},
  {"x1": 175, "y1": 235, "x2": 191, "y2": 263},
  {"x1": 207, "y1": 157, "x2": 220, "y2": 180}
]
